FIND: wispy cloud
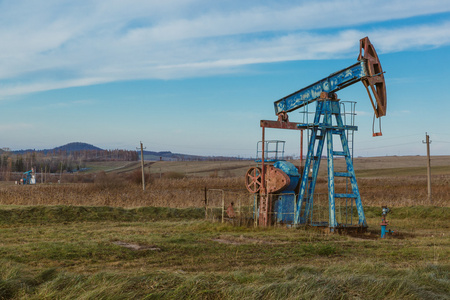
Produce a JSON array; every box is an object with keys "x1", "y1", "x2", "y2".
[
  {"x1": 0, "y1": 123, "x2": 33, "y2": 132},
  {"x1": 47, "y1": 99, "x2": 95, "y2": 108},
  {"x1": 1, "y1": 0, "x2": 450, "y2": 98},
  {"x1": 355, "y1": 111, "x2": 371, "y2": 116},
  {"x1": 389, "y1": 110, "x2": 412, "y2": 116}
]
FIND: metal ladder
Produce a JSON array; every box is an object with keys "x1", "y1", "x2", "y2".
[
  {"x1": 294, "y1": 98, "x2": 367, "y2": 230},
  {"x1": 341, "y1": 101, "x2": 356, "y2": 225}
]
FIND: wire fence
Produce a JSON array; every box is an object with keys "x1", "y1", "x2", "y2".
[
  {"x1": 298, "y1": 192, "x2": 360, "y2": 226},
  {"x1": 206, "y1": 189, "x2": 361, "y2": 227},
  {"x1": 205, "y1": 189, "x2": 255, "y2": 226}
]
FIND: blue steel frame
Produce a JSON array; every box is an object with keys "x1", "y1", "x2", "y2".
[
  {"x1": 294, "y1": 99, "x2": 367, "y2": 230},
  {"x1": 274, "y1": 62, "x2": 367, "y2": 115}
]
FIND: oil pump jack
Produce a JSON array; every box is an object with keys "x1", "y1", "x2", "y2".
[{"x1": 245, "y1": 37, "x2": 387, "y2": 231}]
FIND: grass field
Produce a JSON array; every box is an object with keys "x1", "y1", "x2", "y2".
[
  {"x1": 0, "y1": 205, "x2": 448, "y2": 299},
  {"x1": 140, "y1": 155, "x2": 450, "y2": 178},
  {"x1": 0, "y1": 156, "x2": 449, "y2": 299}
]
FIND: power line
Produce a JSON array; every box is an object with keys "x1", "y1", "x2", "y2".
[
  {"x1": 357, "y1": 141, "x2": 417, "y2": 151},
  {"x1": 433, "y1": 140, "x2": 450, "y2": 144},
  {"x1": 358, "y1": 133, "x2": 423, "y2": 144}
]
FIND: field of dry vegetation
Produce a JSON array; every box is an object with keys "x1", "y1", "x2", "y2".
[
  {"x1": 0, "y1": 156, "x2": 448, "y2": 208},
  {"x1": 0, "y1": 156, "x2": 448, "y2": 299}
]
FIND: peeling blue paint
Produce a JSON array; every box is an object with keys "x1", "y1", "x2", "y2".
[
  {"x1": 294, "y1": 99, "x2": 367, "y2": 229},
  {"x1": 274, "y1": 61, "x2": 367, "y2": 115}
]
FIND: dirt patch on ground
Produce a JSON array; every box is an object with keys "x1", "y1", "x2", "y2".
[{"x1": 113, "y1": 241, "x2": 161, "y2": 251}]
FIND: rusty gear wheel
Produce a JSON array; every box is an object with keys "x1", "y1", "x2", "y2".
[{"x1": 245, "y1": 167, "x2": 262, "y2": 193}]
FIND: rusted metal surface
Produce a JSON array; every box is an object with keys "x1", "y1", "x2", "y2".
[
  {"x1": 265, "y1": 165, "x2": 290, "y2": 194},
  {"x1": 359, "y1": 37, "x2": 387, "y2": 118},
  {"x1": 246, "y1": 161, "x2": 291, "y2": 195},
  {"x1": 245, "y1": 167, "x2": 262, "y2": 193},
  {"x1": 257, "y1": 117, "x2": 304, "y2": 227},
  {"x1": 274, "y1": 36, "x2": 387, "y2": 122},
  {"x1": 261, "y1": 126, "x2": 266, "y2": 194},
  {"x1": 260, "y1": 119, "x2": 304, "y2": 130},
  {"x1": 258, "y1": 194, "x2": 271, "y2": 226},
  {"x1": 249, "y1": 36, "x2": 388, "y2": 229}
]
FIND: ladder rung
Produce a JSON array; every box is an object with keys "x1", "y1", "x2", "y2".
[
  {"x1": 334, "y1": 172, "x2": 351, "y2": 177},
  {"x1": 315, "y1": 135, "x2": 324, "y2": 139},
  {"x1": 335, "y1": 193, "x2": 357, "y2": 198},
  {"x1": 331, "y1": 129, "x2": 344, "y2": 135},
  {"x1": 333, "y1": 151, "x2": 346, "y2": 156}
]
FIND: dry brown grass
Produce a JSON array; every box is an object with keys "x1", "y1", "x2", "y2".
[
  {"x1": 309, "y1": 175, "x2": 449, "y2": 207},
  {"x1": 0, "y1": 173, "x2": 448, "y2": 208},
  {"x1": 0, "y1": 156, "x2": 448, "y2": 208},
  {"x1": 358, "y1": 175, "x2": 449, "y2": 206},
  {"x1": 0, "y1": 176, "x2": 245, "y2": 208}
]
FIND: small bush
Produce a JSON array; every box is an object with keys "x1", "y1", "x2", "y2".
[
  {"x1": 94, "y1": 171, "x2": 127, "y2": 189},
  {"x1": 127, "y1": 169, "x2": 153, "y2": 186},
  {"x1": 128, "y1": 169, "x2": 144, "y2": 185}
]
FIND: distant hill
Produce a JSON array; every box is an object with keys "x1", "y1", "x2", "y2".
[
  {"x1": 140, "y1": 150, "x2": 242, "y2": 161},
  {"x1": 12, "y1": 142, "x2": 103, "y2": 155},
  {"x1": 53, "y1": 142, "x2": 103, "y2": 152},
  {"x1": 7, "y1": 142, "x2": 244, "y2": 161}
]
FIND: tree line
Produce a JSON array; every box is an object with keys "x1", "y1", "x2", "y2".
[{"x1": 0, "y1": 149, "x2": 138, "y2": 178}]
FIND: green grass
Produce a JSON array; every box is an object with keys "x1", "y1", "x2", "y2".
[
  {"x1": 0, "y1": 205, "x2": 448, "y2": 299},
  {"x1": 0, "y1": 206, "x2": 204, "y2": 224},
  {"x1": 1, "y1": 261, "x2": 446, "y2": 299}
]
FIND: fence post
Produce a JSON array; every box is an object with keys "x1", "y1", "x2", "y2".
[
  {"x1": 254, "y1": 194, "x2": 258, "y2": 227},
  {"x1": 221, "y1": 191, "x2": 224, "y2": 223},
  {"x1": 204, "y1": 187, "x2": 208, "y2": 220},
  {"x1": 238, "y1": 197, "x2": 241, "y2": 226}
]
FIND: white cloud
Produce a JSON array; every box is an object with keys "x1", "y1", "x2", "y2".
[
  {"x1": 371, "y1": 22, "x2": 450, "y2": 52},
  {"x1": 0, "y1": 123, "x2": 33, "y2": 132},
  {"x1": 48, "y1": 99, "x2": 95, "y2": 108},
  {"x1": 355, "y1": 111, "x2": 371, "y2": 116},
  {"x1": 1, "y1": 0, "x2": 450, "y2": 98},
  {"x1": 124, "y1": 0, "x2": 450, "y2": 41}
]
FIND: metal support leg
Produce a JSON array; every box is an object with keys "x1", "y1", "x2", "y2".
[{"x1": 295, "y1": 98, "x2": 367, "y2": 230}]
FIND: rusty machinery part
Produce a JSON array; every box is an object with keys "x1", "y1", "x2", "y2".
[
  {"x1": 265, "y1": 165, "x2": 290, "y2": 194},
  {"x1": 358, "y1": 37, "x2": 387, "y2": 118},
  {"x1": 245, "y1": 167, "x2": 262, "y2": 193},
  {"x1": 258, "y1": 194, "x2": 271, "y2": 226},
  {"x1": 277, "y1": 112, "x2": 289, "y2": 122},
  {"x1": 273, "y1": 36, "x2": 387, "y2": 127},
  {"x1": 319, "y1": 92, "x2": 338, "y2": 101}
]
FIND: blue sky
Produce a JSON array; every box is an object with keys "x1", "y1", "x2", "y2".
[{"x1": 0, "y1": 0, "x2": 450, "y2": 157}]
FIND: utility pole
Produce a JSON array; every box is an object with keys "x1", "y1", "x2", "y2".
[
  {"x1": 422, "y1": 133, "x2": 432, "y2": 204},
  {"x1": 137, "y1": 141, "x2": 146, "y2": 191},
  {"x1": 59, "y1": 162, "x2": 63, "y2": 184}
]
